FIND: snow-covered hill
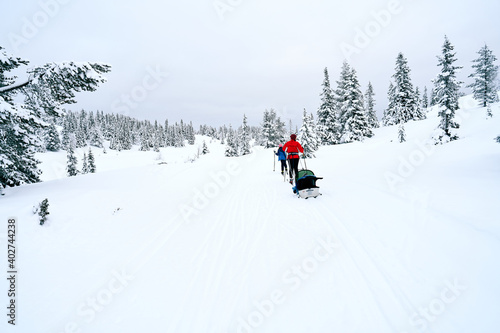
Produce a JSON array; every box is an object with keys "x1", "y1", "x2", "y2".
[{"x1": 1, "y1": 96, "x2": 500, "y2": 333}]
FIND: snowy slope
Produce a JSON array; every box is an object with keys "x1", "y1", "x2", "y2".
[{"x1": 1, "y1": 96, "x2": 500, "y2": 333}]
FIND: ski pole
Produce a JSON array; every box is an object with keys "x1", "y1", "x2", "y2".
[
  {"x1": 273, "y1": 150, "x2": 275, "y2": 172},
  {"x1": 303, "y1": 148, "x2": 307, "y2": 169}
]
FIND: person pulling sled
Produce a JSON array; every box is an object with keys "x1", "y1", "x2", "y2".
[{"x1": 282, "y1": 134, "x2": 304, "y2": 184}]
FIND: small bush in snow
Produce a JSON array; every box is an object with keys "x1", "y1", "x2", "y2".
[{"x1": 38, "y1": 198, "x2": 50, "y2": 225}]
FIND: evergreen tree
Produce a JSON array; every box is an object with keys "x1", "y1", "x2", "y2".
[
  {"x1": 174, "y1": 123, "x2": 185, "y2": 147},
  {"x1": 75, "y1": 110, "x2": 88, "y2": 148},
  {"x1": 224, "y1": 125, "x2": 238, "y2": 157},
  {"x1": 82, "y1": 152, "x2": 89, "y2": 174},
  {"x1": 317, "y1": 67, "x2": 339, "y2": 145},
  {"x1": 260, "y1": 109, "x2": 286, "y2": 148},
  {"x1": 88, "y1": 147, "x2": 96, "y2": 173},
  {"x1": 187, "y1": 121, "x2": 196, "y2": 145},
  {"x1": 414, "y1": 86, "x2": 426, "y2": 120},
  {"x1": 467, "y1": 44, "x2": 499, "y2": 108},
  {"x1": 422, "y1": 86, "x2": 429, "y2": 109},
  {"x1": 202, "y1": 140, "x2": 209, "y2": 154},
  {"x1": 392, "y1": 52, "x2": 418, "y2": 123},
  {"x1": 0, "y1": 46, "x2": 109, "y2": 188},
  {"x1": 433, "y1": 36, "x2": 463, "y2": 144},
  {"x1": 66, "y1": 145, "x2": 78, "y2": 177},
  {"x1": 398, "y1": 122, "x2": 406, "y2": 143},
  {"x1": 338, "y1": 65, "x2": 373, "y2": 143},
  {"x1": 44, "y1": 123, "x2": 61, "y2": 151},
  {"x1": 239, "y1": 114, "x2": 251, "y2": 155},
  {"x1": 365, "y1": 81, "x2": 379, "y2": 128},
  {"x1": 89, "y1": 117, "x2": 104, "y2": 148},
  {"x1": 38, "y1": 198, "x2": 50, "y2": 226},
  {"x1": 430, "y1": 87, "x2": 437, "y2": 106},
  {"x1": 382, "y1": 82, "x2": 397, "y2": 126},
  {"x1": 139, "y1": 126, "x2": 150, "y2": 151},
  {"x1": 298, "y1": 109, "x2": 319, "y2": 158}
]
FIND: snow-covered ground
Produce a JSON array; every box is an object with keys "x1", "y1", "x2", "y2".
[{"x1": 1, "y1": 95, "x2": 500, "y2": 333}]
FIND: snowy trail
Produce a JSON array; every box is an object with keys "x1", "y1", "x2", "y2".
[
  {"x1": 146, "y1": 147, "x2": 418, "y2": 332},
  {"x1": 2, "y1": 102, "x2": 500, "y2": 333}
]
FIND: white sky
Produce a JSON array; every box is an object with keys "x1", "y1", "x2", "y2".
[{"x1": 1, "y1": 0, "x2": 499, "y2": 127}]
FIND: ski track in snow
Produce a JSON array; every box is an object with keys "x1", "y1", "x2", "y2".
[{"x1": 2, "y1": 99, "x2": 500, "y2": 333}]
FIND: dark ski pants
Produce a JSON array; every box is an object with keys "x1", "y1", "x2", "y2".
[
  {"x1": 288, "y1": 158, "x2": 299, "y2": 181},
  {"x1": 280, "y1": 160, "x2": 287, "y2": 173}
]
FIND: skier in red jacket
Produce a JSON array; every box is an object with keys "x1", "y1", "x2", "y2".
[{"x1": 282, "y1": 134, "x2": 304, "y2": 184}]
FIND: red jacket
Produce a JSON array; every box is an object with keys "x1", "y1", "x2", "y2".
[{"x1": 282, "y1": 140, "x2": 304, "y2": 159}]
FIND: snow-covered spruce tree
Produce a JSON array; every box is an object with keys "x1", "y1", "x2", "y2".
[
  {"x1": 174, "y1": 123, "x2": 185, "y2": 147},
  {"x1": 152, "y1": 121, "x2": 161, "y2": 152},
  {"x1": 430, "y1": 87, "x2": 438, "y2": 106},
  {"x1": 88, "y1": 147, "x2": 96, "y2": 173},
  {"x1": 414, "y1": 86, "x2": 426, "y2": 120},
  {"x1": 260, "y1": 109, "x2": 286, "y2": 148},
  {"x1": 467, "y1": 44, "x2": 498, "y2": 109},
  {"x1": 202, "y1": 140, "x2": 209, "y2": 154},
  {"x1": 433, "y1": 36, "x2": 463, "y2": 144},
  {"x1": 397, "y1": 106, "x2": 406, "y2": 143},
  {"x1": 365, "y1": 81, "x2": 379, "y2": 128},
  {"x1": 334, "y1": 62, "x2": 352, "y2": 136},
  {"x1": 82, "y1": 152, "x2": 89, "y2": 174},
  {"x1": 422, "y1": 86, "x2": 429, "y2": 109},
  {"x1": 224, "y1": 125, "x2": 238, "y2": 157},
  {"x1": 337, "y1": 64, "x2": 373, "y2": 143},
  {"x1": 44, "y1": 123, "x2": 61, "y2": 151},
  {"x1": 0, "y1": 46, "x2": 110, "y2": 188},
  {"x1": 317, "y1": 67, "x2": 340, "y2": 145},
  {"x1": 75, "y1": 110, "x2": 88, "y2": 148},
  {"x1": 382, "y1": 82, "x2": 397, "y2": 126},
  {"x1": 391, "y1": 52, "x2": 419, "y2": 123},
  {"x1": 298, "y1": 109, "x2": 319, "y2": 158},
  {"x1": 38, "y1": 198, "x2": 49, "y2": 226},
  {"x1": 239, "y1": 114, "x2": 251, "y2": 155},
  {"x1": 88, "y1": 118, "x2": 104, "y2": 148},
  {"x1": 186, "y1": 121, "x2": 196, "y2": 145},
  {"x1": 66, "y1": 144, "x2": 78, "y2": 177}
]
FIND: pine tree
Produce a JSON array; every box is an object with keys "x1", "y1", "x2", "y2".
[
  {"x1": 398, "y1": 123, "x2": 406, "y2": 143},
  {"x1": 88, "y1": 147, "x2": 96, "y2": 173},
  {"x1": 298, "y1": 109, "x2": 319, "y2": 158},
  {"x1": 467, "y1": 44, "x2": 498, "y2": 108},
  {"x1": 202, "y1": 140, "x2": 209, "y2": 154},
  {"x1": 66, "y1": 145, "x2": 78, "y2": 177},
  {"x1": 382, "y1": 82, "x2": 397, "y2": 126},
  {"x1": 0, "y1": 47, "x2": 39, "y2": 187},
  {"x1": 422, "y1": 86, "x2": 429, "y2": 109},
  {"x1": 224, "y1": 125, "x2": 238, "y2": 157},
  {"x1": 239, "y1": 114, "x2": 251, "y2": 155},
  {"x1": 44, "y1": 123, "x2": 61, "y2": 151},
  {"x1": 260, "y1": 109, "x2": 286, "y2": 148},
  {"x1": 75, "y1": 110, "x2": 88, "y2": 148},
  {"x1": 414, "y1": 87, "x2": 426, "y2": 120},
  {"x1": 0, "y1": 45, "x2": 110, "y2": 188},
  {"x1": 89, "y1": 117, "x2": 104, "y2": 148},
  {"x1": 82, "y1": 152, "x2": 89, "y2": 174},
  {"x1": 392, "y1": 52, "x2": 418, "y2": 123},
  {"x1": 187, "y1": 121, "x2": 196, "y2": 145},
  {"x1": 317, "y1": 67, "x2": 339, "y2": 145},
  {"x1": 338, "y1": 65, "x2": 373, "y2": 143},
  {"x1": 433, "y1": 36, "x2": 463, "y2": 144},
  {"x1": 430, "y1": 87, "x2": 438, "y2": 106},
  {"x1": 365, "y1": 81, "x2": 379, "y2": 128},
  {"x1": 38, "y1": 198, "x2": 50, "y2": 226}
]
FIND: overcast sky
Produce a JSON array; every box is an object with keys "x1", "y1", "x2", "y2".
[{"x1": 2, "y1": 0, "x2": 499, "y2": 127}]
